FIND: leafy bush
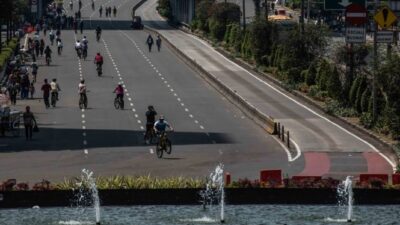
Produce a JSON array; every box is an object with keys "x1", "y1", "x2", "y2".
[
  {"x1": 305, "y1": 60, "x2": 318, "y2": 86},
  {"x1": 208, "y1": 2, "x2": 240, "y2": 41},
  {"x1": 360, "y1": 112, "x2": 373, "y2": 128},
  {"x1": 157, "y1": 0, "x2": 172, "y2": 20},
  {"x1": 326, "y1": 66, "x2": 342, "y2": 100},
  {"x1": 249, "y1": 20, "x2": 277, "y2": 65},
  {"x1": 325, "y1": 99, "x2": 359, "y2": 117}
]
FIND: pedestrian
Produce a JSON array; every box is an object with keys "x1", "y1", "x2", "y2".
[
  {"x1": 146, "y1": 34, "x2": 153, "y2": 52},
  {"x1": 7, "y1": 83, "x2": 18, "y2": 105},
  {"x1": 23, "y1": 106, "x2": 36, "y2": 140},
  {"x1": 43, "y1": 23, "x2": 47, "y2": 36},
  {"x1": 156, "y1": 35, "x2": 162, "y2": 52},
  {"x1": 29, "y1": 82, "x2": 35, "y2": 99},
  {"x1": 79, "y1": 20, "x2": 84, "y2": 34},
  {"x1": 73, "y1": 20, "x2": 78, "y2": 33},
  {"x1": 41, "y1": 79, "x2": 51, "y2": 108},
  {"x1": 31, "y1": 62, "x2": 38, "y2": 83},
  {"x1": 34, "y1": 39, "x2": 40, "y2": 57},
  {"x1": 57, "y1": 39, "x2": 63, "y2": 55},
  {"x1": 39, "y1": 39, "x2": 45, "y2": 56},
  {"x1": 113, "y1": 6, "x2": 117, "y2": 17}
]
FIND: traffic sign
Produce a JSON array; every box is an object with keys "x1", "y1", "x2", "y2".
[
  {"x1": 346, "y1": 27, "x2": 366, "y2": 43},
  {"x1": 325, "y1": 0, "x2": 366, "y2": 10},
  {"x1": 377, "y1": 31, "x2": 394, "y2": 43},
  {"x1": 374, "y1": 7, "x2": 397, "y2": 28},
  {"x1": 346, "y1": 4, "x2": 367, "y2": 25}
]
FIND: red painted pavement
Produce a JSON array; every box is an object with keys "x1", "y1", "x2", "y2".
[
  {"x1": 362, "y1": 152, "x2": 393, "y2": 174},
  {"x1": 297, "y1": 152, "x2": 330, "y2": 176}
]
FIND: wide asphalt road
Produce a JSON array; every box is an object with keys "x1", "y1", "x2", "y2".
[{"x1": 0, "y1": 0, "x2": 297, "y2": 183}]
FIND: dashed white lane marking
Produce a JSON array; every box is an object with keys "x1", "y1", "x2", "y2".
[
  {"x1": 140, "y1": 126, "x2": 144, "y2": 130},
  {"x1": 102, "y1": 38, "x2": 143, "y2": 134},
  {"x1": 120, "y1": 31, "x2": 209, "y2": 135},
  {"x1": 149, "y1": 148, "x2": 154, "y2": 154}
]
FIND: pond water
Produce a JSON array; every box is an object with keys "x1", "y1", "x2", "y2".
[{"x1": 0, "y1": 204, "x2": 399, "y2": 225}]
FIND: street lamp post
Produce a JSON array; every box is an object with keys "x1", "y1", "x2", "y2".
[{"x1": 373, "y1": 0, "x2": 379, "y2": 122}]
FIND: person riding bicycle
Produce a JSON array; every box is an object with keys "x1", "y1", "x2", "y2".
[
  {"x1": 49, "y1": 30, "x2": 55, "y2": 45},
  {"x1": 50, "y1": 78, "x2": 61, "y2": 101},
  {"x1": 94, "y1": 52, "x2": 103, "y2": 68},
  {"x1": 145, "y1": 105, "x2": 157, "y2": 143},
  {"x1": 113, "y1": 83, "x2": 124, "y2": 107},
  {"x1": 95, "y1": 26, "x2": 102, "y2": 40},
  {"x1": 44, "y1": 46, "x2": 52, "y2": 60},
  {"x1": 75, "y1": 40, "x2": 82, "y2": 57},
  {"x1": 154, "y1": 115, "x2": 173, "y2": 135},
  {"x1": 78, "y1": 79, "x2": 87, "y2": 104},
  {"x1": 81, "y1": 36, "x2": 88, "y2": 57}
]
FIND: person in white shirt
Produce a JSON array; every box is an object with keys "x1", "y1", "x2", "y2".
[{"x1": 50, "y1": 78, "x2": 61, "y2": 101}]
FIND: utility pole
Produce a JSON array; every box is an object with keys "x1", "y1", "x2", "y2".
[
  {"x1": 243, "y1": 0, "x2": 246, "y2": 30},
  {"x1": 373, "y1": 0, "x2": 379, "y2": 122}
]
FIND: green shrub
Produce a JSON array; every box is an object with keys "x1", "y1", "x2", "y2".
[
  {"x1": 316, "y1": 59, "x2": 331, "y2": 91},
  {"x1": 360, "y1": 112, "x2": 373, "y2": 128},
  {"x1": 308, "y1": 85, "x2": 319, "y2": 97},
  {"x1": 228, "y1": 23, "x2": 242, "y2": 52},
  {"x1": 360, "y1": 88, "x2": 371, "y2": 113},
  {"x1": 305, "y1": 60, "x2": 318, "y2": 86},
  {"x1": 325, "y1": 99, "x2": 359, "y2": 117},
  {"x1": 157, "y1": 0, "x2": 172, "y2": 19},
  {"x1": 327, "y1": 66, "x2": 342, "y2": 100},
  {"x1": 208, "y1": 2, "x2": 241, "y2": 41},
  {"x1": 286, "y1": 67, "x2": 303, "y2": 83}
]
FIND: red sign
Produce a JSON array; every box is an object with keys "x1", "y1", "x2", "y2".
[{"x1": 346, "y1": 3, "x2": 367, "y2": 26}]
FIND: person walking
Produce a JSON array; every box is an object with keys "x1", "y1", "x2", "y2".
[
  {"x1": 29, "y1": 82, "x2": 35, "y2": 99},
  {"x1": 23, "y1": 106, "x2": 36, "y2": 140},
  {"x1": 113, "y1": 6, "x2": 117, "y2": 17},
  {"x1": 39, "y1": 39, "x2": 45, "y2": 56},
  {"x1": 156, "y1": 35, "x2": 162, "y2": 52},
  {"x1": 41, "y1": 79, "x2": 51, "y2": 108},
  {"x1": 146, "y1": 34, "x2": 154, "y2": 52}
]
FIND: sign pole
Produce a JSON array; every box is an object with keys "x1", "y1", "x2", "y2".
[{"x1": 373, "y1": 0, "x2": 379, "y2": 122}]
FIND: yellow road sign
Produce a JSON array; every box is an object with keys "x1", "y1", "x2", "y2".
[{"x1": 374, "y1": 7, "x2": 397, "y2": 29}]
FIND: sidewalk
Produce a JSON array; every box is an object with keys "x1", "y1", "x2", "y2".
[{"x1": 137, "y1": 0, "x2": 396, "y2": 176}]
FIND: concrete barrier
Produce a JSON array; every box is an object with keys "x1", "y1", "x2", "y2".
[{"x1": 142, "y1": 27, "x2": 277, "y2": 135}]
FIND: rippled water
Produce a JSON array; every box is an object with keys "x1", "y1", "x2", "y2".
[{"x1": 0, "y1": 205, "x2": 399, "y2": 225}]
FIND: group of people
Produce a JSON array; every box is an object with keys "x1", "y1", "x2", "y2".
[
  {"x1": 99, "y1": 5, "x2": 117, "y2": 17},
  {"x1": 146, "y1": 34, "x2": 162, "y2": 52}
]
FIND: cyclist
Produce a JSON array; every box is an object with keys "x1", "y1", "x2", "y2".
[
  {"x1": 95, "y1": 26, "x2": 102, "y2": 41},
  {"x1": 50, "y1": 78, "x2": 61, "y2": 101},
  {"x1": 113, "y1": 83, "x2": 124, "y2": 108},
  {"x1": 81, "y1": 36, "x2": 88, "y2": 58},
  {"x1": 145, "y1": 105, "x2": 157, "y2": 144},
  {"x1": 44, "y1": 46, "x2": 52, "y2": 64},
  {"x1": 154, "y1": 115, "x2": 173, "y2": 134},
  {"x1": 94, "y1": 52, "x2": 103, "y2": 68},
  {"x1": 49, "y1": 30, "x2": 55, "y2": 45},
  {"x1": 75, "y1": 40, "x2": 82, "y2": 58},
  {"x1": 78, "y1": 79, "x2": 87, "y2": 106}
]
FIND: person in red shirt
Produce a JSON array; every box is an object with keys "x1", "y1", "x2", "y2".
[
  {"x1": 94, "y1": 52, "x2": 103, "y2": 67},
  {"x1": 41, "y1": 79, "x2": 51, "y2": 108}
]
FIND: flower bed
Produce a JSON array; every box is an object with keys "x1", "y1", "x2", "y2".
[{"x1": 0, "y1": 38, "x2": 18, "y2": 70}]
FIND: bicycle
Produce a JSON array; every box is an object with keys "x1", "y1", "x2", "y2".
[
  {"x1": 96, "y1": 63, "x2": 102, "y2": 76},
  {"x1": 82, "y1": 48, "x2": 87, "y2": 60},
  {"x1": 79, "y1": 93, "x2": 88, "y2": 109},
  {"x1": 156, "y1": 131, "x2": 172, "y2": 158},
  {"x1": 51, "y1": 92, "x2": 58, "y2": 107},
  {"x1": 46, "y1": 56, "x2": 51, "y2": 66},
  {"x1": 114, "y1": 96, "x2": 124, "y2": 109},
  {"x1": 144, "y1": 126, "x2": 155, "y2": 144}
]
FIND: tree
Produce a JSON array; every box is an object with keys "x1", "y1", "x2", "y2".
[
  {"x1": 208, "y1": 2, "x2": 241, "y2": 41},
  {"x1": 327, "y1": 66, "x2": 342, "y2": 100},
  {"x1": 249, "y1": 20, "x2": 277, "y2": 65}
]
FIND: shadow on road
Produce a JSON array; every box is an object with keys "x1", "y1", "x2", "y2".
[{"x1": 0, "y1": 128, "x2": 234, "y2": 152}]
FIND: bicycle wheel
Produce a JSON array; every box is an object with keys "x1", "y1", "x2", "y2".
[
  {"x1": 165, "y1": 139, "x2": 172, "y2": 154},
  {"x1": 114, "y1": 98, "x2": 120, "y2": 109},
  {"x1": 156, "y1": 143, "x2": 163, "y2": 158}
]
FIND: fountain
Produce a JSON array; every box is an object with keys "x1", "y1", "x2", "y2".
[
  {"x1": 337, "y1": 176, "x2": 353, "y2": 223},
  {"x1": 80, "y1": 169, "x2": 101, "y2": 225},
  {"x1": 201, "y1": 163, "x2": 225, "y2": 223}
]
